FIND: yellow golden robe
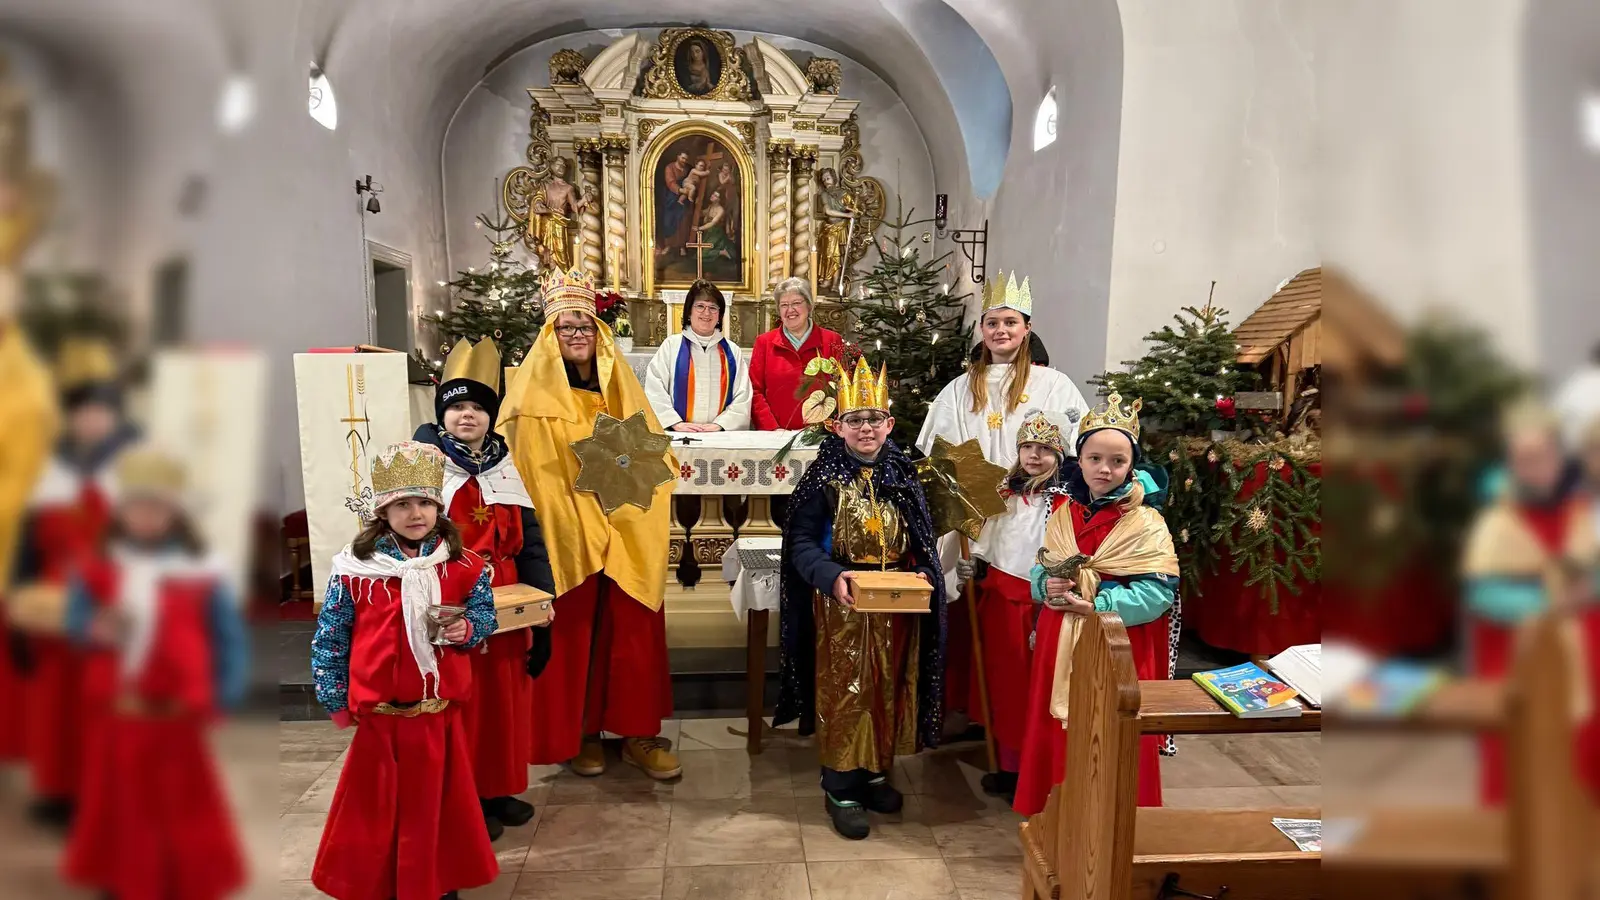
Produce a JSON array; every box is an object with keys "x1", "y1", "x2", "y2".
[
  {"x1": 497, "y1": 317, "x2": 675, "y2": 610},
  {"x1": 0, "y1": 322, "x2": 57, "y2": 584}
]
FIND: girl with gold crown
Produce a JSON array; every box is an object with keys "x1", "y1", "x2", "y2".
[
  {"x1": 310, "y1": 441, "x2": 500, "y2": 900},
  {"x1": 775, "y1": 356, "x2": 948, "y2": 840},
  {"x1": 496, "y1": 267, "x2": 681, "y2": 781},
  {"x1": 412, "y1": 336, "x2": 554, "y2": 842},
  {"x1": 1012, "y1": 393, "x2": 1179, "y2": 816},
  {"x1": 1462, "y1": 402, "x2": 1600, "y2": 805},
  {"x1": 10, "y1": 335, "x2": 139, "y2": 829},
  {"x1": 958, "y1": 408, "x2": 1075, "y2": 800},
  {"x1": 918, "y1": 273, "x2": 1089, "y2": 732},
  {"x1": 57, "y1": 443, "x2": 248, "y2": 900}
]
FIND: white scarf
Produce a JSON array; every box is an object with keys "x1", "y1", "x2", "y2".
[
  {"x1": 329, "y1": 540, "x2": 453, "y2": 699},
  {"x1": 442, "y1": 455, "x2": 534, "y2": 511},
  {"x1": 110, "y1": 546, "x2": 226, "y2": 682}
]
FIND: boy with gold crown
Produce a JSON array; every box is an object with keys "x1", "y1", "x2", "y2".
[
  {"x1": 1012, "y1": 393, "x2": 1178, "y2": 816},
  {"x1": 412, "y1": 336, "x2": 554, "y2": 840},
  {"x1": 496, "y1": 268, "x2": 680, "y2": 780},
  {"x1": 776, "y1": 356, "x2": 947, "y2": 840},
  {"x1": 10, "y1": 335, "x2": 140, "y2": 829},
  {"x1": 311, "y1": 440, "x2": 499, "y2": 900}
]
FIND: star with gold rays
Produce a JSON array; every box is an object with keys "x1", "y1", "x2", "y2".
[
  {"x1": 470, "y1": 505, "x2": 492, "y2": 525},
  {"x1": 915, "y1": 436, "x2": 1008, "y2": 541},
  {"x1": 570, "y1": 411, "x2": 675, "y2": 515}
]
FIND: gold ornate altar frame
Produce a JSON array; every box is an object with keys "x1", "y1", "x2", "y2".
[{"x1": 640, "y1": 120, "x2": 759, "y2": 298}]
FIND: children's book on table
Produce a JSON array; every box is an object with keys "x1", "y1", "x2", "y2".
[{"x1": 1192, "y1": 662, "x2": 1304, "y2": 718}]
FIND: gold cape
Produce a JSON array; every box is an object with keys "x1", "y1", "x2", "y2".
[
  {"x1": 1045, "y1": 501, "x2": 1180, "y2": 723},
  {"x1": 0, "y1": 322, "x2": 57, "y2": 584},
  {"x1": 496, "y1": 317, "x2": 676, "y2": 610},
  {"x1": 1462, "y1": 499, "x2": 1595, "y2": 719}
]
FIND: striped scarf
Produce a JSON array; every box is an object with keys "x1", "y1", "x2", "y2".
[{"x1": 672, "y1": 333, "x2": 738, "y2": 423}]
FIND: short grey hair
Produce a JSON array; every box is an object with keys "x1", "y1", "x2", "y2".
[{"x1": 774, "y1": 277, "x2": 813, "y2": 306}]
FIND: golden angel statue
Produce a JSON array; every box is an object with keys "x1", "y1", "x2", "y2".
[
  {"x1": 814, "y1": 167, "x2": 859, "y2": 296},
  {"x1": 531, "y1": 157, "x2": 590, "y2": 272}
]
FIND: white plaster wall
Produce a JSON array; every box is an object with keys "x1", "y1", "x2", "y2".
[
  {"x1": 1318, "y1": 0, "x2": 1536, "y2": 368},
  {"x1": 1102, "y1": 0, "x2": 1318, "y2": 373},
  {"x1": 955, "y1": 0, "x2": 1124, "y2": 390},
  {"x1": 440, "y1": 29, "x2": 936, "y2": 302}
]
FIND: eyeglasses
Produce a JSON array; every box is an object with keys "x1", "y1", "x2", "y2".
[
  {"x1": 839, "y1": 413, "x2": 889, "y2": 429},
  {"x1": 554, "y1": 325, "x2": 598, "y2": 337},
  {"x1": 778, "y1": 301, "x2": 808, "y2": 311},
  {"x1": 690, "y1": 302, "x2": 720, "y2": 313}
]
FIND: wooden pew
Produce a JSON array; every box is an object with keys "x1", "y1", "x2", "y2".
[
  {"x1": 1018, "y1": 610, "x2": 1594, "y2": 900},
  {"x1": 1018, "y1": 611, "x2": 1320, "y2": 900}
]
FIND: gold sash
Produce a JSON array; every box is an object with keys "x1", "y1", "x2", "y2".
[
  {"x1": 0, "y1": 324, "x2": 57, "y2": 584},
  {"x1": 1045, "y1": 502, "x2": 1179, "y2": 723},
  {"x1": 1462, "y1": 500, "x2": 1596, "y2": 720}
]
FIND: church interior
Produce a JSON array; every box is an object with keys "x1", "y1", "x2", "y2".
[{"x1": 4, "y1": 0, "x2": 1600, "y2": 898}]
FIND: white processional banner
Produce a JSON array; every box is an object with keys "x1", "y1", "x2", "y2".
[
  {"x1": 150, "y1": 349, "x2": 267, "y2": 603},
  {"x1": 294, "y1": 353, "x2": 414, "y2": 596}
]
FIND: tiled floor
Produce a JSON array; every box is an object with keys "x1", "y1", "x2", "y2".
[{"x1": 276, "y1": 719, "x2": 1334, "y2": 900}]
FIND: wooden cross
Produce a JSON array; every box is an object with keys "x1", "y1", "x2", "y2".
[
  {"x1": 685, "y1": 237, "x2": 713, "y2": 280},
  {"x1": 342, "y1": 364, "x2": 370, "y2": 497}
]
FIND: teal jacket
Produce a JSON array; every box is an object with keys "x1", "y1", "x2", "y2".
[{"x1": 1028, "y1": 470, "x2": 1177, "y2": 628}]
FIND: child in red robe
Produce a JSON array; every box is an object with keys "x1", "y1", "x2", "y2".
[
  {"x1": 310, "y1": 441, "x2": 499, "y2": 900},
  {"x1": 9, "y1": 338, "x2": 138, "y2": 828},
  {"x1": 955, "y1": 409, "x2": 1074, "y2": 800},
  {"x1": 59, "y1": 444, "x2": 249, "y2": 900},
  {"x1": 412, "y1": 337, "x2": 555, "y2": 841},
  {"x1": 1463, "y1": 404, "x2": 1600, "y2": 804},
  {"x1": 1013, "y1": 394, "x2": 1177, "y2": 816}
]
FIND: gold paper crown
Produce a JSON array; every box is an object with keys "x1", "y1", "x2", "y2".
[
  {"x1": 442, "y1": 337, "x2": 502, "y2": 390},
  {"x1": 836, "y1": 356, "x2": 890, "y2": 415},
  {"x1": 115, "y1": 445, "x2": 186, "y2": 499},
  {"x1": 542, "y1": 267, "x2": 597, "y2": 320},
  {"x1": 1080, "y1": 392, "x2": 1143, "y2": 441},
  {"x1": 56, "y1": 337, "x2": 117, "y2": 389},
  {"x1": 980, "y1": 270, "x2": 1032, "y2": 318},
  {"x1": 1016, "y1": 410, "x2": 1068, "y2": 455},
  {"x1": 370, "y1": 441, "x2": 446, "y2": 507}
]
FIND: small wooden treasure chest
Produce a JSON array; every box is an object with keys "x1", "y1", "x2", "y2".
[
  {"x1": 7, "y1": 582, "x2": 68, "y2": 635},
  {"x1": 493, "y1": 583, "x2": 556, "y2": 631},
  {"x1": 851, "y1": 570, "x2": 932, "y2": 614}
]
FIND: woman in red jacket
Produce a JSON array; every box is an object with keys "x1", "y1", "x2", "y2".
[{"x1": 749, "y1": 278, "x2": 845, "y2": 430}]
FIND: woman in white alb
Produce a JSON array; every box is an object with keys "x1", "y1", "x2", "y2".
[{"x1": 916, "y1": 271, "x2": 1090, "y2": 739}]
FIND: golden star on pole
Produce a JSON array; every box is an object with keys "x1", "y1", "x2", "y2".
[
  {"x1": 915, "y1": 436, "x2": 1008, "y2": 541},
  {"x1": 570, "y1": 411, "x2": 675, "y2": 515}
]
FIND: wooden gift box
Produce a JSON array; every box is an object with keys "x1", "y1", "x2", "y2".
[
  {"x1": 852, "y1": 570, "x2": 932, "y2": 614},
  {"x1": 7, "y1": 582, "x2": 68, "y2": 635},
  {"x1": 493, "y1": 584, "x2": 556, "y2": 631}
]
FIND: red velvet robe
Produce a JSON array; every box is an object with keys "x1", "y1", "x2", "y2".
[
  {"x1": 63, "y1": 560, "x2": 244, "y2": 900},
  {"x1": 1469, "y1": 500, "x2": 1600, "y2": 805},
  {"x1": 971, "y1": 567, "x2": 1036, "y2": 767},
  {"x1": 447, "y1": 477, "x2": 535, "y2": 799},
  {"x1": 1013, "y1": 494, "x2": 1169, "y2": 815},
  {"x1": 20, "y1": 476, "x2": 112, "y2": 801},
  {"x1": 312, "y1": 552, "x2": 499, "y2": 900},
  {"x1": 527, "y1": 574, "x2": 673, "y2": 765}
]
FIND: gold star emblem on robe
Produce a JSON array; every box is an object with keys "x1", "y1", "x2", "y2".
[
  {"x1": 915, "y1": 436, "x2": 1008, "y2": 541},
  {"x1": 470, "y1": 505, "x2": 492, "y2": 525},
  {"x1": 986, "y1": 412, "x2": 1004, "y2": 430},
  {"x1": 864, "y1": 514, "x2": 884, "y2": 536},
  {"x1": 570, "y1": 411, "x2": 675, "y2": 515}
]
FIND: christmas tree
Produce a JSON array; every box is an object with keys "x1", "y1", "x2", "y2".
[
  {"x1": 834, "y1": 200, "x2": 973, "y2": 445},
  {"x1": 417, "y1": 211, "x2": 545, "y2": 376},
  {"x1": 1089, "y1": 293, "x2": 1263, "y2": 439},
  {"x1": 1092, "y1": 292, "x2": 1318, "y2": 612}
]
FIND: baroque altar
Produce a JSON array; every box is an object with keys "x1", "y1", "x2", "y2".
[{"x1": 501, "y1": 27, "x2": 887, "y2": 349}]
